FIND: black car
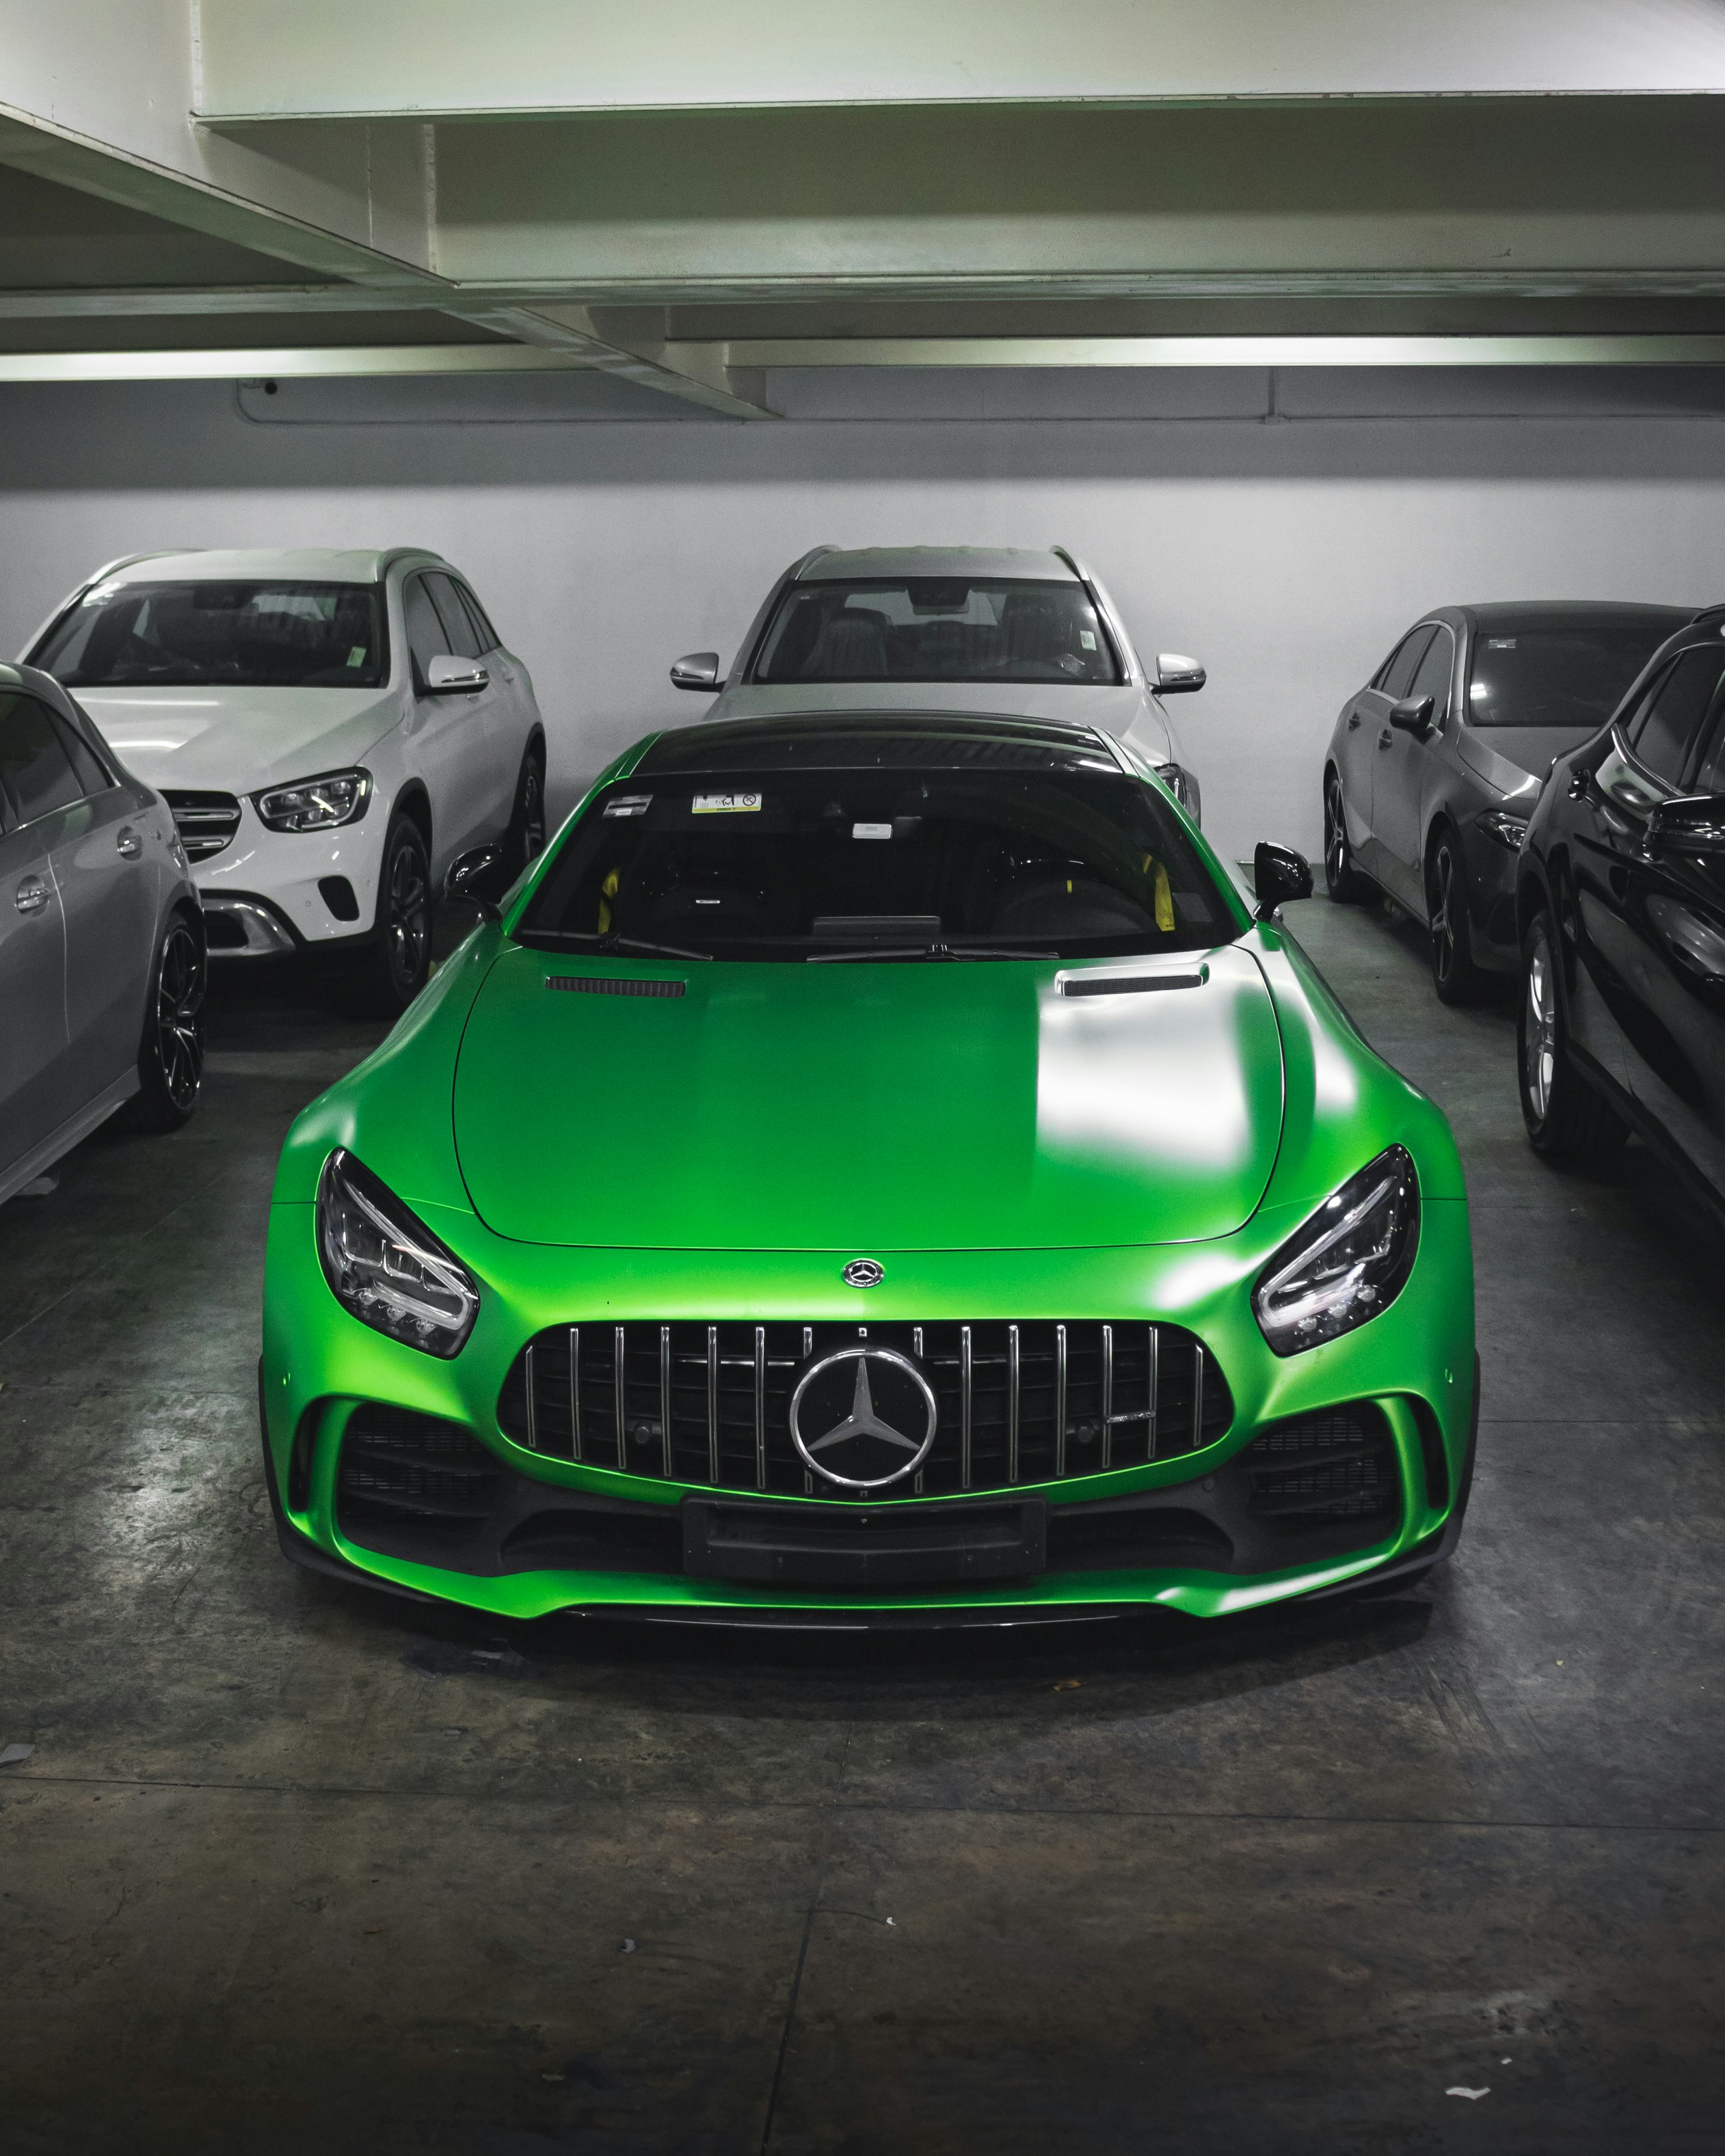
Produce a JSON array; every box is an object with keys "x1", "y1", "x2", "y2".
[
  {"x1": 1516, "y1": 608, "x2": 1725, "y2": 1211},
  {"x1": 1323, "y1": 602, "x2": 1692, "y2": 1001}
]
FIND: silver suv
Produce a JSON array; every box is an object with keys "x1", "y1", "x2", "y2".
[{"x1": 672, "y1": 545, "x2": 1206, "y2": 820}]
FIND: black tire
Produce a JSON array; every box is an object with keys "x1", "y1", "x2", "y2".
[
  {"x1": 127, "y1": 913, "x2": 205, "y2": 1133},
  {"x1": 505, "y1": 744, "x2": 547, "y2": 880},
  {"x1": 1323, "y1": 769, "x2": 1372, "y2": 904},
  {"x1": 333, "y1": 812, "x2": 432, "y2": 1019},
  {"x1": 1427, "y1": 826, "x2": 1488, "y2": 1006},
  {"x1": 1517, "y1": 908, "x2": 1630, "y2": 1158}
]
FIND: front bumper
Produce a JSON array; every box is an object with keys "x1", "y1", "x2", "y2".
[
  {"x1": 199, "y1": 813, "x2": 382, "y2": 954},
  {"x1": 260, "y1": 1198, "x2": 1475, "y2": 1623}
]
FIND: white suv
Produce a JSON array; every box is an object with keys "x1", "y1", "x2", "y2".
[
  {"x1": 671, "y1": 545, "x2": 1207, "y2": 820},
  {"x1": 25, "y1": 547, "x2": 546, "y2": 1012}
]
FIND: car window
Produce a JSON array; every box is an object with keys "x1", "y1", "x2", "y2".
[
  {"x1": 1406, "y1": 625, "x2": 1454, "y2": 723},
  {"x1": 54, "y1": 710, "x2": 110, "y2": 796},
  {"x1": 32, "y1": 579, "x2": 388, "y2": 689},
  {"x1": 518, "y1": 753, "x2": 1238, "y2": 961},
  {"x1": 425, "y1": 572, "x2": 483, "y2": 662},
  {"x1": 1691, "y1": 707, "x2": 1725, "y2": 796},
  {"x1": 1377, "y1": 627, "x2": 1435, "y2": 699},
  {"x1": 454, "y1": 580, "x2": 500, "y2": 654},
  {"x1": 752, "y1": 578, "x2": 1122, "y2": 686},
  {"x1": 403, "y1": 576, "x2": 449, "y2": 684},
  {"x1": 0, "y1": 693, "x2": 89, "y2": 824},
  {"x1": 1465, "y1": 608, "x2": 1690, "y2": 729},
  {"x1": 1626, "y1": 645, "x2": 1725, "y2": 784}
]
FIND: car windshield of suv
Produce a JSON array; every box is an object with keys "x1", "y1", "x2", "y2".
[
  {"x1": 752, "y1": 578, "x2": 1122, "y2": 686},
  {"x1": 1465, "y1": 609, "x2": 1691, "y2": 729},
  {"x1": 517, "y1": 749, "x2": 1234, "y2": 962},
  {"x1": 33, "y1": 580, "x2": 388, "y2": 690}
]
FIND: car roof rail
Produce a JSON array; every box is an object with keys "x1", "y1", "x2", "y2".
[{"x1": 787, "y1": 545, "x2": 836, "y2": 581}]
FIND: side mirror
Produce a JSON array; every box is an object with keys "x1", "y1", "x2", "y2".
[
  {"x1": 443, "y1": 844, "x2": 511, "y2": 921},
  {"x1": 1253, "y1": 841, "x2": 1313, "y2": 921},
  {"x1": 671, "y1": 651, "x2": 723, "y2": 692},
  {"x1": 1155, "y1": 653, "x2": 1206, "y2": 695},
  {"x1": 1644, "y1": 793, "x2": 1725, "y2": 858},
  {"x1": 1389, "y1": 694, "x2": 1434, "y2": 736},
  {"x1": 425, "y1": 653, "x2": 490, "y2": 695}
]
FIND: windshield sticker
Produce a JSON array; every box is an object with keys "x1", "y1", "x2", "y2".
[
  {"x1": 1486, "y1": 638, "x2": 1517, "y2": 648},
  {"x1": 1079, "y1": 630, "x2": 1097, "y2": 649},
  {"x1": 851, "y1": 822, "x2": 893, "y2": 840},
  {"x1": 604, "y1": 795, "x2": 652, "y2": 818},
  {"x1": 347, "y1": 645, "x2": 368, "y2": 667},
  {"x1": 693, "y1": 792, "x2": 762, "y2": 814}
]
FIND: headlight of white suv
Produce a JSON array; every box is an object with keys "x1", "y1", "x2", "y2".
[
  {"x1": 254, "y1": 768, "x2": 371, "y2": 833},
  {"x1": 1253, "y1": 1146, "x2": 1420, "y2": 1356},
  {"x1": 316, "y1": 1149, "x2": 479, "y2": 1356}
]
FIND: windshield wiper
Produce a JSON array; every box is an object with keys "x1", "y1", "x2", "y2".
[
  {"x1": 807, "y1": 941, "x2": 1054, "y2": 964},
  {"x1": 518, "y1": 929, "x2": 713, "y2": 962}
]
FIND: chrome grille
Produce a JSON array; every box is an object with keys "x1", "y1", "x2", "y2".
[
  {"x1": 162, "y1": 789, "x2": 241, "y2": 861},
  {"x1": 498, "y1": 1320, "x2": 1233, "y2": 1500}
]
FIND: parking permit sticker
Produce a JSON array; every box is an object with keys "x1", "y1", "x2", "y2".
[
  {"x1": 347, "y1": 645, "x2": 368, "y2": 666},
  {"x1": 1079, "y1": 630, "x2": 1097, "y2": 649},
  {"x1": 852, "y1": 822, "x2": 893, "y2": 840},
  {"x1": 604, "y1": 794, "x2": 652, "y2": 818},
  {"x1": 693, "y1": 792, "x2": 762, "y2": 814}
]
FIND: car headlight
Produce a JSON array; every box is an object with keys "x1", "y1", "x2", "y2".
[
  {"x1": 1155, "y1": 762, "x2": 1202, "y2": 822},
  {"x1": 315, "y1": 1149, "x2": 479, "y2": 1356},
  {"x1": 254, "y1": 768, "x2": 371, "y2": 833},
  {"x1": 1475, "y1": 809, "x2": 1528, "y2": 853},
  {"x1": 1253, "y1": 1146, "x2": 1419, "y2": 1356}
]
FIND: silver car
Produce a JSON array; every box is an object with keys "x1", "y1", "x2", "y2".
[
  {"x1": 671, "y1": 545, "x2": 1207, "y2": 820},
  {"x1": 1, "y1": 660, "x2": 204, "y2": 1204}
]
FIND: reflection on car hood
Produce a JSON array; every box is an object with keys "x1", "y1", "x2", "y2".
[
  {"x1": 1455, "y1": 720, "x2": 1601, "y2": 799},
  {"x1": 73, "y1": 687, "x2": 399, "y2": 792},
  {"x1": 708, "y1": 682, "x2": 1174, "y2": 761},
  {"x1": 453, "y1": 945, "x2": 1283, "y2": 1250}
]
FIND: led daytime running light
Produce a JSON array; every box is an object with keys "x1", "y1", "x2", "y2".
[
  {"x1": 254, "y1": 768, "x2": 371, "y2": 833},
  {"x1": 1253, "y1": 1145, "x2": 1419, "y2": 1356},
  {"x1": 315, "y1": 1148, "x2": 479, "y2": 1357}
]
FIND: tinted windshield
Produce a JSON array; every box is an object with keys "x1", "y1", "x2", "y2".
[
  {"x1": 752, "y1": 578, "x2": 1121, "y2": 687},
  {"x1": 518, "y1": 755, "x2": 1233, "y2": 962},
  {"x1": 1466, "y1": 609, "x2": 1690, "y2": 729},
  {"x1": 33, "y1": 580, "x2": 388, "y2": 689}
]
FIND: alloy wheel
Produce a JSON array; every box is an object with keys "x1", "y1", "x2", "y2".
[
  {"x1": 1430, "y1": 843, "x2": 1458, "y2": 984},
  {"x1": 520, "y1": 759, "x2": 546, "y2": 859},
  {"x1": 386, "y1": 830, "x2": 430, "y2": 991},
  {"x1": 1523, "y1": 931, "x2": 1557, "y2": 1122},
  {"x1": 154, "y1": 920, "x2": 206, "y2": 1111},
  {"x1": 1325, "y1": 777, "x2": 1348, "y2": 887}
]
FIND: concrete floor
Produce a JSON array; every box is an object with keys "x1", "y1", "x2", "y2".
[{"x1": 1, "y1": 897, "x2": 1722, "y2": 2156}]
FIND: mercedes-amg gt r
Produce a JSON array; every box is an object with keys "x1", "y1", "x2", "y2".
[{"x1": 260, "y1": 710, "x2": 1476, "y2": 1624}]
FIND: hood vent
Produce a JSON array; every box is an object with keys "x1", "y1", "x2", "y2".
[
  {"x1": 546, "y1": 973, "x2": 685, "y2": 999},
  {"x1": 1062, "y1": 969, "x2": 1206, "y2": 998}
]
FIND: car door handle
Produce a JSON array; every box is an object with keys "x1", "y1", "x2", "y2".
[
  {"x1": 14, "y1": 874, "x2": 49, "y2": 915},
  {"x1": 116, "y1": 826, "x2": 142, "y2": 859}
]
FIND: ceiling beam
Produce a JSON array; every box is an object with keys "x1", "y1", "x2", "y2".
[
  {"x1": 195, "y1": 0, "x2": 1725, "y2": 118},
  {"x1": 0, "y1": 344, "x2": 598, "y2": 381},
  {"x1": 699, "y1": 334, "x2": 1725, "y2": 368}
]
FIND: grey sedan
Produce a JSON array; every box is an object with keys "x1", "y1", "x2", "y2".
[
  {"x1": 1, "y1": 661, "x2": 204, "y2": 1205},
  {"x1": 1322, "y1": 602, "x2": 1693, "y2": 1001}
]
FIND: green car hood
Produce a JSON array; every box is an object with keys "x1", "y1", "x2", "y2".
[{"x1": 452, "y1": 944, "x2": 1285, "y2": 1251}]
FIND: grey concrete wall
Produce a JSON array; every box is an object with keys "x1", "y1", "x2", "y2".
[{"x1": 1, "y1": 376, "x2": 1724, "y2": 863}]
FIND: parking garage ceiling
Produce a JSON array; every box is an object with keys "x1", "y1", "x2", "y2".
[{"x1": 5, "y1": 1, "x2": 1725, "y2": 415}]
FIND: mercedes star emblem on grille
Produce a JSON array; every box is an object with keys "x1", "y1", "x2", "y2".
[
  {"x1": 788, "y1": 1346, "x2": 937, "y2": 1490},
  {"x1": 842, "y1": 1258, "x2": 885, "y2": 1289}
]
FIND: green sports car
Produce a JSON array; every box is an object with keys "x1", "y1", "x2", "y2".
[{"x1": 260, "y1": 710, "x2": 1476, "y2": 1625}]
